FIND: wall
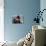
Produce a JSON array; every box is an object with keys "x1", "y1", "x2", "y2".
[
  {"x1": 0, "y1": 0, "x2": 4, "y2": 42},
  {"x1": 40, "y1": 0, "x2": 46, "y2": 26},
  {"x1": 4, "y1": 0, "x2": 40, "y2": 42}
]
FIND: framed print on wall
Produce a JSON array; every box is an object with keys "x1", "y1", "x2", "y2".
[{"x1": 12, "y1": 15, "x2": 24, "y2": 24}]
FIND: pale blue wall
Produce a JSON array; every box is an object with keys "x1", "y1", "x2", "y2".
[
  {"x1": 4, "y1": 0, "x2": 40, "y2": 42},
  {"x1": 40, "y1": 0, "x2": 46, "y2": 27}
]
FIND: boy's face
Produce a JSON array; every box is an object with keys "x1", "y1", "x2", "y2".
[{"x1": 16, "y1": 18, "x2": 20, "y2": 21}]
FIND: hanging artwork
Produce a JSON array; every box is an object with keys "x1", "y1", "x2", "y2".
[{"x1": 12, "y1": 15, "x2": 24, "y2": 24}]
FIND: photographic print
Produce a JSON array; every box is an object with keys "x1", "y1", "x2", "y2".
[{"x1": 12, "y1": 15, "x2": 24, "y2": 24}]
